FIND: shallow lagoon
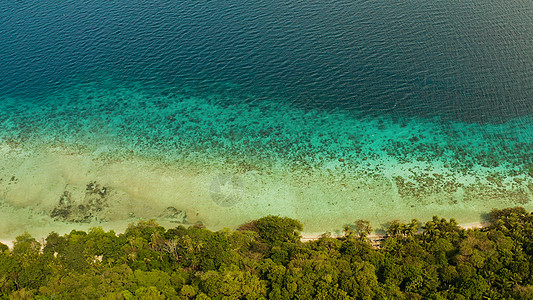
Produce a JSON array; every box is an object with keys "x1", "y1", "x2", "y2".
[{"x1": 1, "y1": 81, "x2": 532, "y2": 240}]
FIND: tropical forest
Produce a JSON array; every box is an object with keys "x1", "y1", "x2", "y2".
[{"x1": 1, "y1": 207, "x2": 533, "y2": 299}]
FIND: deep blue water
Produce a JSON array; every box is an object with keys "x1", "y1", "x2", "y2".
[{"x1": 1, "y1": 0, "x2": 532, "y2": 123}]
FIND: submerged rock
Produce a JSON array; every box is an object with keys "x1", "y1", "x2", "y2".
[
  {"x1": 86, "y1": 181, "x2": 107, "y2": 197},
  {"x1": 50, "y1": 182, "x2": 110, "y2": 223},
  {"x1": 159, "y1": 206, "x2": 188, "y2": 224}
]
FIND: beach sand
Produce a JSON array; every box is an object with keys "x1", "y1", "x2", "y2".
[
  {"x1": 0, "y1": 240, "x2": 13, "y2": 249},
  {"x1": 300, "y1": 221, "x2": 489, "y2": 243}
]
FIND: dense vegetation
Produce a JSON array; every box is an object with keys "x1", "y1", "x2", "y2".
[{"x1": 1, "y1": 208, "x2": 533, "y2": 299}]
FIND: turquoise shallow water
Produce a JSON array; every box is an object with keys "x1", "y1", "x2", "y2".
[
  {"x1": 0, "y1": 0, "x2": 532, "y2": 238},
  {"x1": 1, "y1": 80, "x2": 532, "y2": 238}
]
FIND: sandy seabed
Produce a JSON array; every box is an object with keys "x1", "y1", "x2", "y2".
[{"x1": 1, "y1": 140, "x2": 531, "y2": 243}]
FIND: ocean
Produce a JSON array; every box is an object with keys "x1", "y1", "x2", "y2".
[{"x1": 0, "y1": 0, "x2": 532, "y2": 238}]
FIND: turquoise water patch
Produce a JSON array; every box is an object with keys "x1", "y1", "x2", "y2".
[{"x1": 0, "y1": 81, "x2": 532, "y2": 238}]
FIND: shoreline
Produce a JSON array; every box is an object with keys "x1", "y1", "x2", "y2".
[
  {"x1": 0, "y1": 240, "x2": 13, "y2": 249},
  {"x1": 300, "y1": 221, "x2": 488, "y2": 242},
  {"x1": 0, "y1": 221, "x2": 489, "y2": 250}
]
